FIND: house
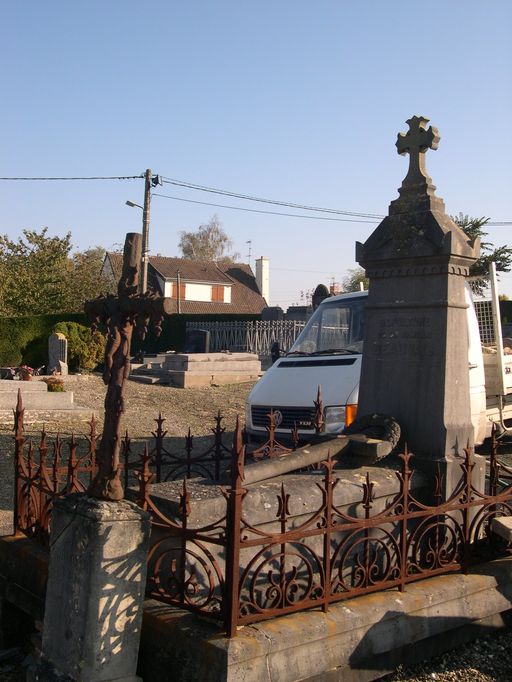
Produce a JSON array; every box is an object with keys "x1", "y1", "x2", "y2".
[{"x1": 102, "y1": 253, "x2": 269, "y2": 315}]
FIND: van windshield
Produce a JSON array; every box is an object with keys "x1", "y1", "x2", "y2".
[{"x1": 288, "y1": 296, "x2": 366, "y2": 356}]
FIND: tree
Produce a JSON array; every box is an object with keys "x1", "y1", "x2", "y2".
[
  {"x1": 342, "y1": 268, "x2": 369, "y2": 293},
  {"x1": 0, "y1": 228, "x2": 72, "y2": 316},
  {"x1": 178, "y1": 215, "x2": 240, "y2": 262},
  {"x1": 65, "y1": 246, "x2": 116, "y2": 311},
  {"x1": 453, "y1": 214, "x2": 512, "y2": 281},
  {"x1": 0, "y1": 228, "x2": 115, "y2": 317}
]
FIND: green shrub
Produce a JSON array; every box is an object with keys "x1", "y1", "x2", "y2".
[
  {"x1": 41, "y1": 377, "x2": 65, "y2": 392},
  {"x1": 52, "y1": 322, "x2": 105, "y2": 372},
  {"x1": 0, "y1": 313, "x2": 86, "y2": 367}
]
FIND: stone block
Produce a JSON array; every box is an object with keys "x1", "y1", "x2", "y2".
[
  {"x1": 0, "y1": 392, "x2": 74, "y2": 409},
  {"x1": 163, "y1": 353, "x2": 260, "y2": 371},
  {"x1": 491, "y1": 516, "x2": 512, "y2": 541},
  {"x1": 0, "y1": 380, "x2": 47, "y2": 392},
  {"x1": 38, "y1": 494, "x2": 150, "y2": 682}
]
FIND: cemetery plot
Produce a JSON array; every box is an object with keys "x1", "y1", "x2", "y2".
[{"x1": 11, "y1": 388, "x2": 512, "y2": 636}]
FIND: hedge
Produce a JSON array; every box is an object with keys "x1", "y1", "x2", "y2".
[
  {"x1": 0, "y1": 313, "x2": 86, "y2": 367},
  {"x1": 0, "y1": 312, "x2": 261, "y2": 367}
]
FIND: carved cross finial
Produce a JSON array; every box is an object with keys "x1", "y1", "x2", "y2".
[{"x1": 396, "y1": 116, "x2": 440, "y2": 192}]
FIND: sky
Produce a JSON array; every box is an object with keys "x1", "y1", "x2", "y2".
[{"x1": 2, "y1": 1, "x2": 511, "y2": 309}]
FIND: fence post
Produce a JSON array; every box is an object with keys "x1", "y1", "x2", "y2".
[
  {"x1": 212, "y1": 411, "x2": 225, "y2": 482},
  {"x1": 399, "y1": 448, "x2": 412, "y2": 592},
  {"x1": 152, "y1": 414, "x2": 167, "y2": 483},
  {"x1": 461, "y1": 445, "x2": 474, "y2": 573},
  {"x1": 13, "y1": 390, "x2": 25, "y2": 534},
  {"x1": 224, "y1": 417, "x2": 245, "y2": 637},
  {"x1": 321, "y1": 452, "x2": 334, "y2": 612},
  {"x1": 122, "y1": 431, "x2": 131, "y2": 491}
]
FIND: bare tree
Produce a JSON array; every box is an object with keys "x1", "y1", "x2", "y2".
[{"x1": 178, "y1": 215, "x2": 240, "y2": 263}]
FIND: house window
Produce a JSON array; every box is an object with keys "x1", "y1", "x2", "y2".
[
  {"x1": 212, "y1": 285, "x2": 225, "y2": 302},
  {"x1": 172, "y1": 282, "x2": 186, "y2": 299}
]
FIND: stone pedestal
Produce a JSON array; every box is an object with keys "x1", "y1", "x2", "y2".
[{"x1": 33, "y1": 494, "x2": 150, "y2": 682}]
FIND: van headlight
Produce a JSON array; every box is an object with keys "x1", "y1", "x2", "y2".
[
  {"x1": 324, "y1": 406, "x2": 346, "y2": 434},
  {"x1": 245, "y1": 401, "x2": 252, "y2": 428}
]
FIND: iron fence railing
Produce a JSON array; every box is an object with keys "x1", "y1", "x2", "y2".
[
  {"x1": 186, "y1": 320, "x2": 306, "y2": 355},
  {"x1": 10, "y1": 390, "x2": 512, "y2": 637}
]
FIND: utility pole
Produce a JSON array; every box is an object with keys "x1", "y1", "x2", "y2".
[{"x1": 141, "y1": 168, "x2": 152, "y2": 294}]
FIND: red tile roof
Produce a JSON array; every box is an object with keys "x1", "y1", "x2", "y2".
[
  {"x1": 103, "y1": 253, "x2": 266, "y2": 315},
  {"x1": 150, "y1": 256, "x2": 234, "y2": 284}
]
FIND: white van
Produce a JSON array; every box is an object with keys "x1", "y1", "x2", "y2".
[{"x1": 245, "y1": 278, "x2": 512, "y2": 446}]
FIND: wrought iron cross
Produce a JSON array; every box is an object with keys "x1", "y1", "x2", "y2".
[
  {"x1": 396, "y1": 115, "x2": 440, "y2": 190},
  {"x1": 85, "y1": 232, "x2": 172, "y2": 501}
]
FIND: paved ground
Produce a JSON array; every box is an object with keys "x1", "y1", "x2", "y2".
[{"x1": 0, "y1": 374, "x2": 511, "y2": 680}]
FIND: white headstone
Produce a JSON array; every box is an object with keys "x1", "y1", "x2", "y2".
[{"x1": 48, "y1": 332, "x2": 68, "y2": 375}]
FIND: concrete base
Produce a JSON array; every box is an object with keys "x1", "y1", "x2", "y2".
[
  {"x1": 0, "y1": 378, "x2": 93, "y2": 422},
  {"x1": 131, "y1": 352, "x2": 262, "y2": 387},
  {"x1": 28, "y1": 657, "x2": 142, "y2": 681},
  {"x1": 138, "y1": 556, "x2": 512, "y2": 682},
  {"x1": 39, "y1": 495, "x2": 150, "y2": 682},
  {"x1": 1, "y1": 533, "x2": 512, "y2": 682}
]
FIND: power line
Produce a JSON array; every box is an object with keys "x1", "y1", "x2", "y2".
[
  {"x1": 153, "y1": 193, "x2": 380, "y2": 224},
  {"x1": 1, "y1": 172, "x2": 510, "y2": 226},
  {"x1": 270, "y1": 267, "x2": 344, "y2": 274},
  {"x1": 161, "y1": 176, "x2": 384, "y2": 219},
  {"x1": 0, "y1": 175, "x2": 143, "y2": 181}
]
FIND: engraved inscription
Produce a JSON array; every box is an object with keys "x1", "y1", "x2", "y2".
[{"x1": 372, "y1": 315, "x2": 434, "y2": 359}]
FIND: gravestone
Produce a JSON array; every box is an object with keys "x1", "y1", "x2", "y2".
[
  {"x1": 48, "y1": 332, "x2": 68, "y2": 376},
  {"x1": 355, "y1": 116, "x2": 483, "y2": 489}
]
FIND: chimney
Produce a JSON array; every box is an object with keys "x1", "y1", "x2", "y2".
[{"x1": 255, "y1": 256, "x2": 270, "y2": 304}]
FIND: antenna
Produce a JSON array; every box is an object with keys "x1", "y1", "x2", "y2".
[{"x1": 246, "y1": 240, "x2": 252, "y2": 266}]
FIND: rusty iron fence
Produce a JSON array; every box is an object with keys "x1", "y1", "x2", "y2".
[
  {"x1": 12, "y1": 388, "x2": 309, "y2": 543},
  {"x1": 10, "y1": 391, "x2": 512, "y2": 637}
]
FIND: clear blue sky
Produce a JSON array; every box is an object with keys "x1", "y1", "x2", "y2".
[{"x1": 2, "y1": 1, "x2": 511, "y2": 308}]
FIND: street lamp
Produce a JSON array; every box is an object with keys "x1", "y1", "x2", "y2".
[{"x1": 125, "y1": 200, "x2": 143, "y2": 210}]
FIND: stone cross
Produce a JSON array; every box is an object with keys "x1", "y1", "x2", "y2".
[
  {"x1": 395, "y1": 115, "x2": 440, "y2": 191},
  {"x1": 85, "y1": 232, "x2": 172, "y2": 501}
]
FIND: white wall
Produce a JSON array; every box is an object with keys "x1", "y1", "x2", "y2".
[{"x1": 187, "y1": 283, "x2": 212, "y2": 302}]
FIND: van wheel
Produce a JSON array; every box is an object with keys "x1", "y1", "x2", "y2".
[{"x1": 344, "y1": 413, "x2": 401, "y2": 450}]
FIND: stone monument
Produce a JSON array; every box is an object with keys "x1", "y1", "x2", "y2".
[
  {"x1": 48, "y1": 332, "x2": 68, "y2": 375},
  {"x1": 356, "y1": 116, "x2": 482, "y2": 486}
]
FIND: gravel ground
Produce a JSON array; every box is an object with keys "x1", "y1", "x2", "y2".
[
  {"x1": 0, "y1": 374, "x2": 511, "y2": 680},
  {"x1": 0, "y1": 374, "x2": 255, "y2": 534}
]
